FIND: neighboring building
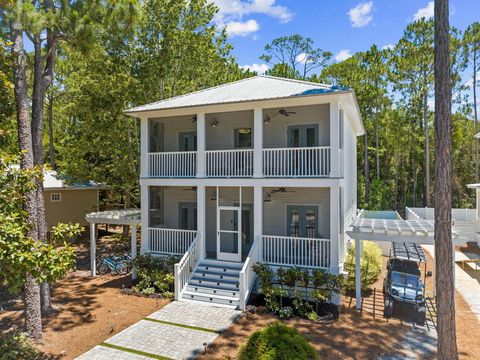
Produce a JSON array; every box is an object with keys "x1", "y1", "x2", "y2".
[
  {"x1": 125, "y1": 75, "x2": 364, "y2": 309},
  {"x1": 44, "y1": 170, "x2": 102, "y2": 230}
]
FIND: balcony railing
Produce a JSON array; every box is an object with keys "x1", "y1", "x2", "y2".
[
  {"x1": 263, "y1": 146, "x2": 330, "y2": 177},
  {"x1": 148, "y1": 151, "x2": 196, "y2": 177},
  {"x1": 206, "y1": 149, "x2": 253, "y2": 177},
  {"x1": 262, "y1": 235, "x2": 331, "y2": 269},
  {"x1": 148, "y1": 228, "x2": 197, "y2": 255}
]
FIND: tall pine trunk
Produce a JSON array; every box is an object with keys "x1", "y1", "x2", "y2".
[
  {"x1": 474, "y1": 52, "x2": 478, "y2": 182},
  {"x1": 47, "y1": 94, "x2": 56, "y2": 169},
  {"x1": 434, "y1": 0, "x2": 458, "y2": 358},
  {"x1": 424, "y1": 93, "x2": 431, "y2": 207},
  {"x1": 10, "y1": 3, "x2": 42, "y2": 339}
]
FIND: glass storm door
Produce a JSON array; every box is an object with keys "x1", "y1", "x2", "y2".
[
  {"x1": 287, "y1": 205, "x2": 318, "y2": 238},
  {"x1": 178, "y1": 202, "x2": 197, "y2": 230},
  {"x1": 217, "y1": 206, "x2": 242, "y2": 262}
]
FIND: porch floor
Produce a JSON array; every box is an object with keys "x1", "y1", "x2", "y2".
[{"x1": 76, "y1": 301, "x2": 242, "y2": 360}]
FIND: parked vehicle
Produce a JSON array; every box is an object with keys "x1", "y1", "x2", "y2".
[{"x1": 383, "y1": 242, "x2": 431, "y2": 324}]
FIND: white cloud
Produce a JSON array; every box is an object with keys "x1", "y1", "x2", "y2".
[
  {"x1": 240, "y1": 63, "x2": 269, "y2": 74},
  {"x1": 382, "y1": 44, "x2": 394, "y2": 50},
  {"x1": 414, "y1": 2, "x2": 434, "y2": 21},
  {"x1": 226, "y1": 19, "x2": 260, "y2": 37},
  {"x1": 348, "y1": 1, "x2": 373, "y2": 28},
  {"x1": 335, "y1": 50, "x2": 352, "y2": 62},
  {"x1": 296, "y1": 53, "x2": 308, "y2": 64},
  {"x1": 212, "y1": 0, "x2": 293, "y2": 24}
]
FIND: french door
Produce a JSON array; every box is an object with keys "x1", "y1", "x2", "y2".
[
  {"x1": 178, "y1": 202, "x2": 197, "y2": 230},
  {"x1": 287, "y1": 124, "x2": 318, "y2": 148},
  {"x1": 178, "y1": 131, "x2": 197, "y2": 151},
  {"x1": 217, "y1": 206, "x2": 242, "y2": 262},
  {"x1": 287, "y1": 205, "x2": 318, "y2": 238}
]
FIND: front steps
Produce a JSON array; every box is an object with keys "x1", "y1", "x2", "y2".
[{"x1": 182, "y1": 259, "x2": 243, "y2": 308}]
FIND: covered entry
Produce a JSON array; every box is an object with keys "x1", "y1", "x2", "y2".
[
  {"x1": 85, "y1": 209, "x2": 141, "y2": 277},
  {"x1": 346, "y1": 214, "x2": 467, "y2": 310}
]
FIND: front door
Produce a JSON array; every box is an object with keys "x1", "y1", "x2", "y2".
[
  {"x1": 178, "y1": 132, "x2": 197, "y2": 151},
  {"x1": 287, "y1": 125, "x2": 318, "y2": 147},
  {"x1": 287, "y1": 205, "x2": 318, "y2": 238},
  {"x1": 217, "y1": 206, "x2": 242, "y2": 262},
  {"x1": 178, "y1": 202, "x2": 197, "y2": 230}
]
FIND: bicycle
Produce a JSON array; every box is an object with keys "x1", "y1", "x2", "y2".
[{"x1": 97, "y1": 254, "x2": 130, "y2": 275}]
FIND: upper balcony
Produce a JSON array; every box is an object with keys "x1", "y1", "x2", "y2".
[{"x1": 142, "y1": 103, "x2": 344, "y2": 179}]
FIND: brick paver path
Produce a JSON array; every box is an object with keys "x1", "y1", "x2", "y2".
[{"x1": 76, "y1": 301, "x2": 242, "y2": 360}]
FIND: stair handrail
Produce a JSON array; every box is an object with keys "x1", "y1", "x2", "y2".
[
  {"x1": 174, "y1": 234, "x2": 201, "y2": 300},
  {"x1": 239, "y1": 235, "x2": 262, "y2": 310}
]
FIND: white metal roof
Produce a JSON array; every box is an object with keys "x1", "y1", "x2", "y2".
[
  {"x1": 125, "y1": 75, "x2": 351, "y2": 114},
  {"x1": 44, "y1": 170, "x2": 103, "y2": 190},
  {"x1": 85, "y1": 209, "x2": 141, "y2": 225}
]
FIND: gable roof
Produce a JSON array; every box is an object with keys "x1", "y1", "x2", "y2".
[
  {"x1": 125, "y1": 75, "x2": 351, "y2": 114},
  {"x1": 44, "y1": 170, "x2": 104, "y2": 190}
]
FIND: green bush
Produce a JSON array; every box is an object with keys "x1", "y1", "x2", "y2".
[
  {"x1": 238, "y1": 322, "x2": 318, "y2": 360},
  {"x1": 0, "y1": 330, "x2": 55, "y2": 360},
  {"x1": 131, "y1": 254, "x2": 179, "y2": 297},
  {"x1": 343, "y1": 241, "x2": 382, "y2": 293}
]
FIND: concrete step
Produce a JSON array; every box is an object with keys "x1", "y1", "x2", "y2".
[
  {"x1": 196, "y1": 263, "x2": 242, "y2": 276},
  {"x1": 189, "y1": 276, "x2": 239, "y2": 289},
  {"x1": 199, "y1": 259, "x2": 243, "y2": 270},
  {"x1": 194, "y1": 270, "x2": 239, "y2": 281}
]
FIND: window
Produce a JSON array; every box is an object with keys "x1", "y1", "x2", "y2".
[
  {"x1": 234, "y1": 128, "x2": 252, "y2": 148},
  {"x1": 50, "y1": 193, "x2": 61, "y2": 202}
]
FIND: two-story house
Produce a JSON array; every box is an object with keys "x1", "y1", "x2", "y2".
[{"x1": 126, "y1": 75, "x2": 364, "y2": 309}]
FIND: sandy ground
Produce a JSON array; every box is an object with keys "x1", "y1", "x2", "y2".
[{"x1": 197, "y1": 254, "x2": 480, "y2": 360}]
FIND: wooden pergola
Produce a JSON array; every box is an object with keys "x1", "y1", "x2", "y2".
[{"x1": 85, "y1": 209, "x2": 141, "y2": 277}]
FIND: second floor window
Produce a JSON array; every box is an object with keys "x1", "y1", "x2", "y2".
[{"x1": 234, "y1": 128, "x2": 252, "y2": 148}]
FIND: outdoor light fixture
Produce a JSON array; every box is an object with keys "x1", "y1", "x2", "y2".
[
  {"x1": 263, "y1": 193, "x2": 272, "y2": 202},
  {"x1": 210, "y1": 119, "x2": 219, "y2": 127},
  {"x1": 263, "y1": 114, "x2": 271, "y2": 124},
  {"x1": 191, "y1": 115, "x2": 197, "y2": 123},
  {"x1": 209, "y1": 192, "x2": 217, "y2": 201}
]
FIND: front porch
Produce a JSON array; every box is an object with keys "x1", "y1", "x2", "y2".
[{"x1": 142, "y1": 185, "x2": 336, "y2": 308}]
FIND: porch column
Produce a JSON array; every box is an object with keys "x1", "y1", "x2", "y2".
[
  {"x1": 253, "y1": 108, "x2": 263, "y2": 178},
  {"x1": 329, "y1": 185, "x2": 340, "y2": 274},
  {"x1": 329, "y1": 100, "x2": 341, "y2": 178},
  {"x1": 355, "y1": 238, "x2": 362, "y2": 310},
  {"x1": 131, "y1": 223, "x2": 137, "y2": 280},
  {"x1": 196, "y1": 113, "x2": 206, "y2": 178},
  {"x1": 90, "y1": 222, "x2": 96, "y2": 277},
  {"x1": 254, "y1": 186, "x2": 263, "y2": 258},
  {"x1": 197, "y1": 185, "x2": 206, "y2": 258},
  {"x1": 140, "y1": 184, "x2": 149, "y2": 255},
  {"x1": 140, "y1": 117, "x2": 149, "y2": 178}
]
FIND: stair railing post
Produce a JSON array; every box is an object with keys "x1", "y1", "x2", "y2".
[{"x1": 174, "y1": 263, "x2": 181, "y2": 301}]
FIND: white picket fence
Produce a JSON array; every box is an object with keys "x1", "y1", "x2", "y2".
[
  {"x1": 206, "y1": 149, "x2": 254, "y2": 177},
  {"x1": 148, "y1": 228, "x2": 197, "y2": 255},
  {"x1": 174, "y1": 234, "x2": 201, "y2": 300},
  {"x1": 148, "y1": 151, "x2": 196, "y2": 177},
  {"x1": 262, "y1": 235, "x2": 331, "y2": 269},
  {"x1": 262, "y1": 146, "x2": 330, "y2": 177}
]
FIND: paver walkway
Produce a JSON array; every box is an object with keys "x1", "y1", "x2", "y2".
[{"x1": 76, "y1": 301, "x2": 242, "y2": 360}]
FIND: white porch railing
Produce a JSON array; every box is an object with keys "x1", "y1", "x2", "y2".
[
  {"x1": 174, "y1": 234, "x2": 201, "y2": 300},
  {"x1": 148, "y1": 228, "x2": 197, "y2": 255},
  {"x1": 206, "y1": 149, "x2": 254, "y2": 177},
  {"x1": 262, "y1": 146, "x2": 330, "y2": 177},
  {"x1": 148, "y1": 151, "x2": 196, "y2": 177},
  {"x1": 262, "y1": 235, "x2": 330, "y2": 269},
  {"x1": 239, "y1": 235, "x2": 261, "y2": 310}
]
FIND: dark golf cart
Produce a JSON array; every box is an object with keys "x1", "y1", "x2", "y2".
[{"x1": 383, "y1": 242, "x2": 432, "y2": 324}]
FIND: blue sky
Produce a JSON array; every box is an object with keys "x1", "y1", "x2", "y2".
[{"x1": 213, "y1": 0, "x2": 480, "y2": 73}]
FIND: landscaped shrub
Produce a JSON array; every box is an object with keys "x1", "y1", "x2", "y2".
[
  {"x1": 131, "y1": 254, "x2": 179, "y2": 297},
  {"x1": 0, "y1": 330, "x2": 56, "y2": 360},
  {"x1": 238, "y1": 322, "x2": 318, "y2": 360},
  {"x1": 343, "y1": 241, "x2": 382, "y2": 293}
]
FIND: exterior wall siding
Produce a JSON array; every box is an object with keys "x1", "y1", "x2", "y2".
[
  {"x1": 44, "y1": 189, "x2": 98, "y2": 229},
  {"x1": 206, "y1": 111, "x2": 254, "y2": 150},
  {"x1": 150, "y1": 115, "x2": 196, "y2": 152},
  {"x1": 162, "y1": 186, "x2": 197, "y2": 228}
]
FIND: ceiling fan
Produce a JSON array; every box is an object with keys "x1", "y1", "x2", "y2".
[
  {"x1": 182, "y1": 187, "x2": 196, "y2": 192},
  {"x1": 278, "y1": 108, "x2": 296, "y2": 117},
  {"x1": 270, "y1": 187, "x2": 296, "y2": 194}
]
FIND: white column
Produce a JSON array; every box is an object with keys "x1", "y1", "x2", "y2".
[
  {"x1": 197, "y1": 185, "x2": 206, "y2": 258},
  {"x1": 253, "y1": 108, "x2": 263, "y2": 178},
  {"x1": 90, "y1": 222, "x2": 96, "y2": 277},
  {"x1": 355, "y1": 238, "x2": 362, "y2": 310},
  {"x1": 330, "y1": 185, "x2": 340, "y2": 274},
  {"x1": 140, "y1": 117, "x2": 149, "y2": 178},
  {"x1": 329, "y1": 100, "x2": 341, "y2": 177},
  {"x1": 140, "y1": 184, "x2": 149, "y2": 255},
  {"x1": 254, "y1": 186, "x2": 263, "y2": 258},
  {"x1": 196, "y1": 113, "x2": 206, "y2": 178},
  {"x1": 131, "y1": 223, "x2": 138, "y2": 280}
]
